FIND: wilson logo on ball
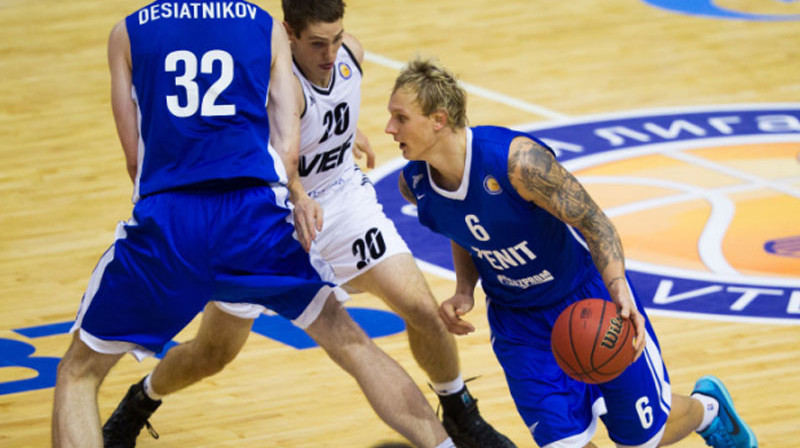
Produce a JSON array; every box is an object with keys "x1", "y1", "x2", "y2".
[{"x1": 600, "y1": 316, "x2": 623, "y2": 349}]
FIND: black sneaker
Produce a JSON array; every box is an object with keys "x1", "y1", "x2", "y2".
[
  {"x1": 441, "y1": 399, "x2": 517, "y2": 448},
  {"x1": 103, "y1": 379, "x2": 161, "y2": 448}
]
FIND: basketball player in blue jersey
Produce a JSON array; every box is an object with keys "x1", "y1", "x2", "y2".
[
  {"x1": 50, "y1": 2, "x2": 456, "y2": 447},
  {"x1": 100, "y1": 1, "x2": 515, "y2": 447},
  {"x1": 387, "y1": 57, "x2": 757, "y2": 448}
]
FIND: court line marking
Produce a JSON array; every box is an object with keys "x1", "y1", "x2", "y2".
[
  {"x1": 364, "y1": 51, "x2": 570, "y2": 120},
  {"x1": 580, "y1": 176, "x2": 738, "y2": 275},
  {"x1": 512, "y1": 102, "x2": 800, "y2": 131},
  {"x1": 665, "y1": 150, "x2": 800, "y2": 199}
]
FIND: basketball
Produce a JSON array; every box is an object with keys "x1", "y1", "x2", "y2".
[{"x1": 551, "y1": 298, "x2": 636, "y2": 384}]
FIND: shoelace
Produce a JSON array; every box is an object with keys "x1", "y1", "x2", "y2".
[
  {"x1": 430, "y1": 375, "x2": 480, "y2": 417},
  {"x1": 144, "y1": 420, "x2": 159, "y2": 440},
  {"x1": 106, "y1": 408, "x2": 160, "y2": 442}
]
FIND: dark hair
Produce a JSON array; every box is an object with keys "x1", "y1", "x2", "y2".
[{"x1": 282, "y1": 0, "x2": 346, "y2": 37}]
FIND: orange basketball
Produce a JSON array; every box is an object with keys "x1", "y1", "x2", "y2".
[{"x1": 551, "y1": 298, "x2": 635, "y2": 384}]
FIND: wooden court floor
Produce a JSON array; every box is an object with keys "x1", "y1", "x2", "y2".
[{"x1": 1, "y1": 0, "x2": 799, "y2": 446}]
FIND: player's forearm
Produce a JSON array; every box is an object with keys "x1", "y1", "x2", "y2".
[
  {"x1": 582, "y1": 215, "x2": 627, "y2": 296},
  {"x1": 267, "y1": 17, "x2": 303, "y2": 199},
  {"x1": 451, "y1": 241, "x2": 479, "y2": 296},
  {"x1": 267, "y1": 101, "x2": 302, "y2": 195}
]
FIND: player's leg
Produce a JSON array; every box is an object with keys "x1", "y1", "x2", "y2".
[
  {"x1": 597, "y1": 332, "x2": 671, "y2": 447},
  {"x1": 316, "y1": 176, "x2": 515, "y2": 446},
  {"x1": 304, "y1": 292, "x2": 452, "y2": 448},
  {"x1": 315, "y1": 178, "x2": 459, "y2": 384},
  {"x1": 593, "y1": 274, "x2": 755, "y2": 448},
  {"x1": 205, "y1": 184, "x2": 452, "y2": 447},
  {"x1": 52, "y1": 333, "x2": 123, "y2": 448},
  {"x1": 659, "y1": 393, "x2": 703, "y2": 445},
  {"x1": 569, "y1": 273, "x2": 672, "y2": 447},
  {"x1": 348, "y1": 253, "x2": 517, "y2": 447},
  {"x1": 599, "y1": 336, "x2": 755, "y2": 448},
  {"x1": 347, "y1": 253, "x2": 458, "y2": 383},
  {"x1": 102, "y1": 302, "x2": 257, "y2": 445},
  {"x1": 149, "y1": 302, "x2": 255, "y2": 395},
  {"x1": 57, "y1": 194, "x2": 211, "y2": 447},
  {"x1": 488, "y1": 299, "x2": 605, "y2": 447},
  {"x1": 663, "y1": 377, "x2": 757, "y2": 448}
]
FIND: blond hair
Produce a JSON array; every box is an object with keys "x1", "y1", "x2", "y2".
[{"x1": 393, "y1": 57, "x2": 467, "y2": 130}]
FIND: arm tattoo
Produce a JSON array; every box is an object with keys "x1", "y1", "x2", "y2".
[
  {"x1": 509, "y1": 138, "x2": 624, "y2": 274},
  {"x1": 583, "y1": 217, "x2": 625, "y2": 275}
]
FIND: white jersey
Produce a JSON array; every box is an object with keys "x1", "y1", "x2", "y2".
[
  {"x1": 217, "y1": 43, "x2": 409, "y2": 319},
  {"x1": 294, "y1": 44, "x2": 362, "y2": 195}
]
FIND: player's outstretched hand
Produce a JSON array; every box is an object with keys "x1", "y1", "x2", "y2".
[
  {"x1": 439, "y1": 293, "x2": 476, "y2": 335},
  {"x1": 353, "y1": 128, "x2": 375, "y2": 169},
  {"x1": 292, "y1": 194, "x2": 323, "y2": 252}
]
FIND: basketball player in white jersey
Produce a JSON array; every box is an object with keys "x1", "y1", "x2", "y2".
[{"x1": 102, "y1": 1, "x2": 516, "y2": 447}]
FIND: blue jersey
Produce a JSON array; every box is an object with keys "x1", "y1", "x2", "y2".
[
  {"x1": 126, "y1": 0, "x2": 281, "y2": 198},
  {"x1": 403, "y1": 126, "x2": 595, "y2": 308}
]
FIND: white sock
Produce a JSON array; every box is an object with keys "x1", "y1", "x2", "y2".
[
  {"x1": 143, "y1": 373, "x2": 164, "y2": 401},
  {"x1": 431, "y1": 374, "x2": 465, "y2": 396},
  {"x1": 435, "y1": 437, "x2": 456, "y2": 448},
  {"x1": 691, "y1": 393, "x2": 719, "y2": 432}
]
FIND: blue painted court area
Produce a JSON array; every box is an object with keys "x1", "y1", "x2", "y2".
[
  {"x1": 641, "y1": 0, "x2": 800, "y2": 21},
  {"x1": 0, "y1": 307, "x2": 405, "y2": 396}
]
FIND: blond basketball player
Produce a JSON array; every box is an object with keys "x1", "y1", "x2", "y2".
[{"x1": 387, "y1": 56, "x2": 757, "y2": 448}]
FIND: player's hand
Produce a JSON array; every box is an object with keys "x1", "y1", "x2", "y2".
[
  {"x1": 439, "y1": 293, "x2": 476, "y2": 335},
  {"x1": 613, "y1": 290, "x2": 646, "y2": 361},
  {"x1": 353, "y1": 129, "x2": 375, "y2": 169},
  {"x1": 292, "y1": 194, "x2": 323, "y2": 252}
]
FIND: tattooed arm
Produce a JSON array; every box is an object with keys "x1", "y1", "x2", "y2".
[{"x1": 507, "y1": 136, "x2": 645, "y2": 357}]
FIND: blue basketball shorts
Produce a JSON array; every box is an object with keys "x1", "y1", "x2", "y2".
[
  {"x1": 71, "y1": 184, "x2": 344, "y2": 360},
  {"x1": 487, "y1": 272, "x2": 672, "y2": 448}
]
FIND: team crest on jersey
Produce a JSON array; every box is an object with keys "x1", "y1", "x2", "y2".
[
  {"x1": 372, "y1": 104, "x2": 800, "y2": 324},
  {"x1": 483, "y1": 175, "x2": 503, "y2": 195},
  {"x1": 338, "y1": 62, "x2": 352, "y2": 80}
]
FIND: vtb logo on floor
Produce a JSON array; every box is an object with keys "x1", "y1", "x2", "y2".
[{"x1": 373, "y1": 104, "x2": 800, "y2": 324}]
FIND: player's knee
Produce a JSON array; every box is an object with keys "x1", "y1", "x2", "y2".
[
  {"x1": 197, "y1": 344, "x2": 239, "y2": 374},
  {"x1": 56, "y1": 344, "x2": 104, "y2": 386},
  {"x1": 310, "y1": 305, "x2": 373, "y2": 359},
  {"x1": 401, "y1": 303, "x2": 446, "y2": 334}
]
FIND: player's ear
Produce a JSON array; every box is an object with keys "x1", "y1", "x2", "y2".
[
  {"x1": 282, "y1": 21, "x2": 296, "y2": 41},
  {"x1": 432, "y1": 110, "x2": 448, "y2": 131}
]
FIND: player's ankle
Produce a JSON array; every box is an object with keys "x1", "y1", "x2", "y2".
[
  {"x1": 691, "y1": 392, "x2": 719, "y2": 432},
  {"x1": 437, "y1": 385, "x2": 474, "y2": 417}
]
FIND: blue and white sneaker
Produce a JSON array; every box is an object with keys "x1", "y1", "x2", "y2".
[{"x1": 693, "y1": 375, "x2": 757, "y2": 448}]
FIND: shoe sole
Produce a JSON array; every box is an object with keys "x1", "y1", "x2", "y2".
[{"x1": 694, "y1": 375, "x2": 758, "y2": 448}]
